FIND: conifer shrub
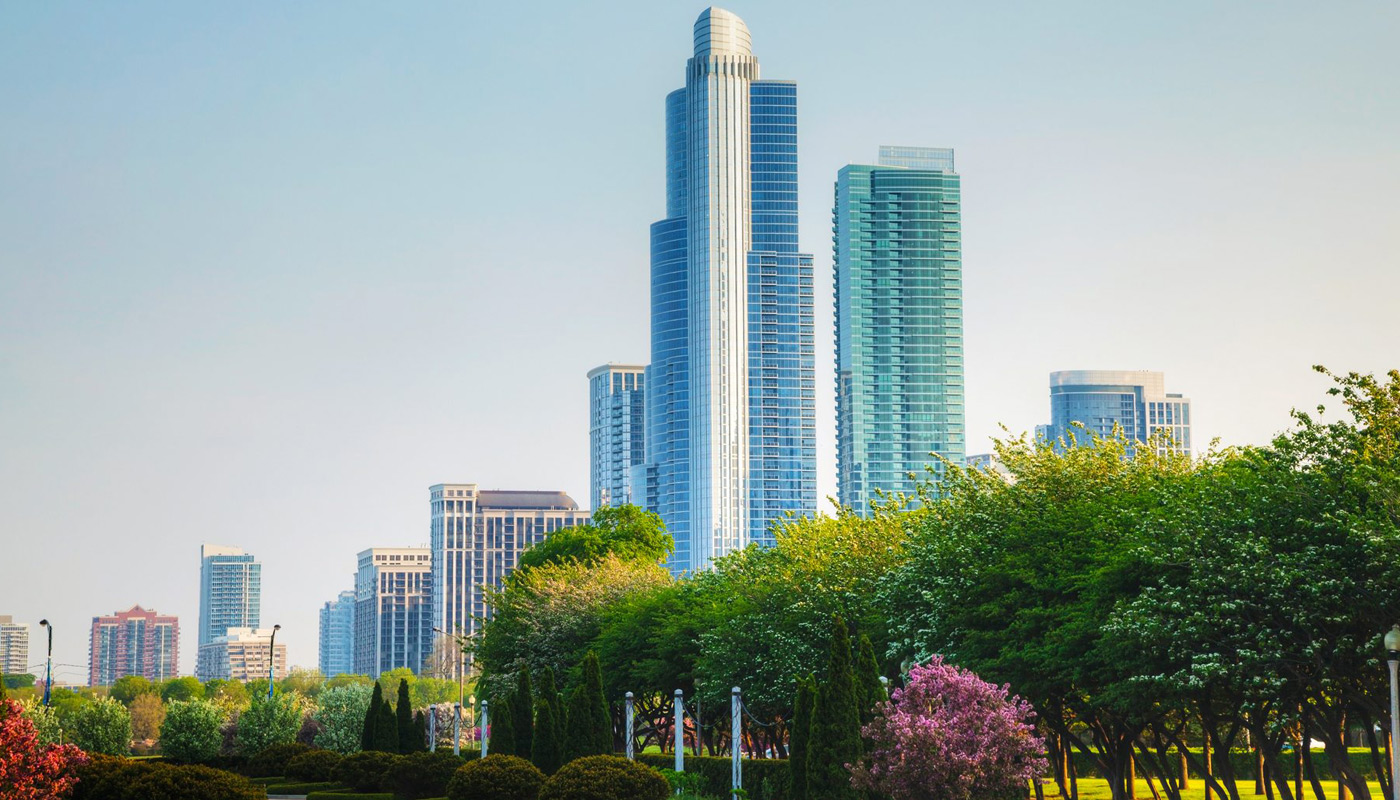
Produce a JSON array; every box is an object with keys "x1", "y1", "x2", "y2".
[
  {"x1": 447, "y1": 753, "x2": 546, "y2": 800},
  {"x1": 538, "y1": 754, "x2": 668, "y2": 800}
]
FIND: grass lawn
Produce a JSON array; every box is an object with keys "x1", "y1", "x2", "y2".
[{"x1": 1043, "y1": 779, "x2": 1387, "y2": 800}]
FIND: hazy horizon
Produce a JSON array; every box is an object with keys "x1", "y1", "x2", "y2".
[{"x1": 2, "y1": 1, "x2": 1396, "y2": 678}]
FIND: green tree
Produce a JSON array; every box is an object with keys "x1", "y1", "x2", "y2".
[
  {"x1": 362, "y1": 681, "x2": 385, "y2": 751},
  {"x1": 513, "y1": 666, "x2": 534, "y2": 761},
  {"x1": 514, "y1": 504, "x2": 673, "y2": 574},
  {"x1": 314, "y1": 682, "x2": 373, "y2": 754},
  {"x1": 536, "y1": 666, "x2": 565, "y2": 747},
  {"x1": 564, "y1": 651, "x2": 610, "y2": 761},
  {"x1": 71, "y1": 695, "x2": 132, "y2": 755},
  {"x1": 807, "y1": 617, "x2": 861, "y2": 800},
  {"x1": 204, "y1": 678, "x2": 250, "y2": 713},
  {"x1": 280, "y1": 667, "x2": 325, "y2": 697},
  {"x1": 129, "y1": 692, "x2": 165, "y2": 742},
  {"x1": 160, "y1": 700, "x2": 225, "y2": 762},
  {"x1": 110, "y1": 674, "x2": 154, "y2": 705},
  {"x1": 789, "y1": 674, "x2": 816, "y2": 800},
  {"x1": 160, "y1": 676, "x2": 204, "y2": 703},
  {"x1": 374, "y1": 689, "x2": 399, "y2": 753},
  {"x1": 854, "y1": 634, "x2": 884, "y2": 724},
  {"x1": 531, "y1": 699, "x2": 563, "y2": 774},
  {"x1": 492, "y1": 694, "x2": 517, "y2": 757},
  {"x1": 236, "y1": 691, "x2": 303, "y2": 754},
  {"x1": 325, "y1": 673, "x2": 373, "y2": 690},
  {"x1": 396, "y1": 677, "x2": 421, "y2": 753},
  {"x1": 20, "y1": 697, "x2": 64, "y2": 746}
]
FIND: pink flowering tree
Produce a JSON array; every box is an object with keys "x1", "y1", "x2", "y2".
[
  {"x1": 850, "y1": 657, "x2": 1047, "y2": 800},
  {"x1": 0, "y1": 698, "x2": 89, "y2": 799}
]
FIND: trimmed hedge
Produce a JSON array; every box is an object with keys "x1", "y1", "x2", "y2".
[
  {"x1": 265, "y1": 781, "x2": 338, "y2": 794},
  {"x1": 636, "y1": 753, "x2": 790, "y2": 800},
  {"x1": 247, "y1": 742, "x2": 315, "y2": 777},
  {"x1": 386, "y1": 750, "x2": 467, "y2": 799},
  {"x1": 306, "y1": 794, "x2": 395, "y2": 800},
  {"x1": 447, "y1": 754, "x2": 545, "y2": 800},
  {"x1": 539, "y1": 755, "x2": 668, "y2": 800},
  {"x1": 286, "y1": 748, "x2": 343, "y2": 782},
  {"x1": 71, "y1": 756, "x2": 265, "y2": 800},
  {"x1": 333, "y1": 750, "x2": 402, "y2": 792}
]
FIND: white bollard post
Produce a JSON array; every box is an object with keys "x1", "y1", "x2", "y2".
[
  {"x1": 453, "y1": 703, "x2": 462, "y2": 757},
  {"x1": 429, "y1": 704, "x2": 437, "y2": 752},
  {"x1": 626, "y1": 692, "x2": 636, "y2": 760},
  {"x1": 481, "y1": 699, "x2": 490, "y2": 757},
  {"x1": 731, "y1": 687, "x2": 742, "y2": 800},
  {"x1": 674, "y1": 688, "x2": 685, "y2": 774}
]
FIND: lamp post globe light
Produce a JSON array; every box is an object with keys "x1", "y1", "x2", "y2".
[
  {"x1": 39, "y1": 619, "x2": 52, "y2": 707},
  {"x1": 1385, "y1": 625, "x2": 1400, "y2": 800},
  {"x1": 268, "y1": 624, "x2": 281, "y2": 699}
]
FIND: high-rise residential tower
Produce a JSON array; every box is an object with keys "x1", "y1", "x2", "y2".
[
  {"x1": 643, "y1": 8, "x2": 816, "y2": 573},
  {"x1": 0, "y1": 616, "x2": 29, "y2": 677},
  {"x1": 589, "y1": 364, "x2": 646, "y2": 509},
  {"x1": 196, "y1": 628, "x2": 287, "y2": 682},
  {"x1": 354, "y1": 548, "x2": 432, "y2": 676},
  {"x1": 318, "y1": 590, "x2": 355, "y2": 679},
  {"x1": 198, "y1": 544, "x2": 261, "y2": 647},
  {"x1": 88, "y1": 606, "x2": 179, "y2": 686},
  {"x1": 430, "y1": 484, "x2": 589, "y2": 678},
  {"x1": 1045, "y1": 370, "x2": 1192, "y2": 455},
  {"x1": 835, "y1": 146, "x2": 966, "y2": 511}
]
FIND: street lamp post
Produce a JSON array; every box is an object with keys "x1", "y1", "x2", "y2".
[
  {"x1": 39, "y1": 620, "x2": 52, "y2": 707},
  {"x1": 268, "y1": 625, "x2": 281, "y2": 700},
  {"x1": 1385, "y1": 625, "x2": 1400, "y2": 800}
]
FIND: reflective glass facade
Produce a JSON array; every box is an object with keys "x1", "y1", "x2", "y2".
[
  {"x1": 354, "y1": 548, "x2": 432, "y2": 676},
  {"x1": 835, "y1": 148, "x2": 965, "y2": 512},
  {"x1": 197, "y1": 544, "x2": 260, "y2": 647},
  {"x1": 588, "y1": 364, "x2": 646, "y2": 509},
  {"x1": 1046, "y1": 370, "x2": 1192, "y2": 456},
  {"x1": 644, "y1": 9, "x2": 816, "y2": 574},
  {"x1": 318, "y1": 590, "x2": 355, "y2": 679}
]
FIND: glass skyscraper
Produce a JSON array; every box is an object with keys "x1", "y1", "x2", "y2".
[
  {"x1": 197, "y1": 544, "x2": 260, "y2": 647},
  {"x1": 354, "y1": 548, "x2": 432, "y2": 677},
  {"x1": 588, "y1": 364, "x2": 646, "y2": 509},
  {"x1": 644, "y1": 8, "x2": 816, "y2": 573},
  {"x1": 835, "y1": 147, "x2": 965, "y2": 512},
  {"x1": 318, "y1": 590, "x2": 355, "y2": 679},
  {"x1": 1046, "y1": 370, "x2": 1192, "y2": 455}
]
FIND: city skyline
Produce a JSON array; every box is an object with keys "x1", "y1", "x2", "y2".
[{"x1": 2, "y1": 2, "x2": 1394, "y2": 674}]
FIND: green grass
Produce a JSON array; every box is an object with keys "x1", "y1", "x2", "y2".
[{"x1": 1042, "y1": 778, "x2": 1387, "y2": 800}]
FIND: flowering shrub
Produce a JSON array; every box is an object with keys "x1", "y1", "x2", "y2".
[
  {"x1": 850, "y1": 658, "x2": 1046, "y2": 800},
  {"x1": 0, "y1": 697, "x2": 89, "y2": 799},
  {"x1": 160, "y1": 700, "x2": 226, "y2": 763}
]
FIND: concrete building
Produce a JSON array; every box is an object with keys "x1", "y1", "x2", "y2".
[
  {"x1": 318, "y1": 590, "x2": 355, "y2": 679},
  {"x1": 0, "y1": 616, "x2": 29, "y2": 677},
  {"x1": 198, "y1": 544, "x2": 261, "y2": 647},
  {"x1": 354, "y1": 548, "x2": 432, "y2": 676},
  {"x1": 430, "y1": 484, "x2": 589, "y2": 677},
  {"x1": 835, "y1": 146, "x2": 966, "y2": 511},
  {"x1": 1045, "y1": 370, "x2": 1192, "y2": 456},
  {"x1": 195, "y1": 627, "x2": 287, "y2": 683},
  {"x1": 89, "y1": 606, "x2": 179, "y2": 686},
  {"x1": 641, "y1": 8, "x2": 817, "y2": 573},
  {"x1": 589, "y1": 364, "x2": 646, "y2": 510}
]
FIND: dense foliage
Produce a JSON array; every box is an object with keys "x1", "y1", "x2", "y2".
[
  {"x1": 70, "y1": 696, "x2": 133, "y2": 756},
  {"x1": 159, "y1": 700, "x2": 225, "y2": 763},
  {"x1": 447, "y1": 753, "x2": 545, "y2": 800},
  {"x1": 246, "y1": 741, "x2": 313, "y2": 777},
  {"x1": 332, "y1": 749, "x2": 400, "y2": 792},
  {"x1": 72, "y1": 756, "x2": 263, "y2": 800},
  {"x1": 514, "y1": 504, "x2": 672, "y2": 575},
  {"x1": 0, "y1": 697, "x2": 88, "y2": 799},
  {"x1": 385, "y1": 749, "x2": 466, "y2": 799},
  {"x1": 286, "y1": 747, "x2": 343, "y2": 781},
  {"x1": 537, "y1": 754, "x2": 669, "y2": 800},
  {"x1": 315, "y1": 682, "x2": 374, "y2": 754},
  {"x1": 235, "y1": 692, "x2": 304, "y2": 755}
]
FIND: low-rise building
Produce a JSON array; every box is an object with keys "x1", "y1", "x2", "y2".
[{"x1": 195, "y1": 627, "x2": 287, "y2": 682}]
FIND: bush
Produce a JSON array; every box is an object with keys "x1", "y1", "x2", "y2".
[
  {"x1": 246, "y1": 740, "x2": 314, "y2": 777},
  {"x1": 307, "y1": 793, "x2": 393, "y2": 800},
  {"x1": 71, "y1": 757, "x2": 263, "y2": 800},
  {"x1": 287, "y1": 747, "x2": 344, "y2": 782},
  {"x1": 236, "y1": 692, "x2": 304, "y2": 755},
  {"x1": 160, "y1": 700, "x2": 226, "y2": 763},
  {"x1": 447, "y1": 753, "x2": 545, "y2": 800},
  {"x1": 333, "y1": 749, "x2": 403, "y2": 792},
  {"x1": 314, "y1": 682, "x2": 374, "y2": 754},
  {"x1": 71, "y1": 696, "x2": 133, "y2": 756},
  {"x1": 539, "y1": 755, "x2": 668, "y2": 800},
  {"x1": 267, "y1": 780, "x2": 339, "y2": 794},
  {"x1": 636, "y1": 754, "x2": 791, "y2": 800},
  {"x1": 386, "y1": 749, "x2": 466, "y2": 799}
]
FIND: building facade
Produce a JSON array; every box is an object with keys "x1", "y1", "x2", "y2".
[
  {"x1": 642, "y1": 8, "x2": 816, "y2": 573},
  {"x1": 0, "y1": 616, "x2": 29, "y2": 677},
  {"x1": 195, "y1": 627, "x2": 287, "y2": 683},
  {"x1": 88, "y1": 606, "x2": 179, "y2": 686},
  {"x1": 835, "y1": 146, "x2": 966, "y2": 512},
  {"x1": 318, "y1": 590, "x2": 356, "y2": 679},
  {"x1": 354, "y1": 548, "x2": 432, "y2": 677},
  {"x1": 430, "y1": 484, "x2": 589, "y2": 677},
  {"x1": 1045, "y1": 370, "x2": 1192, "y2": 455},
  {"x1": 589, "y1": 364, "x2": 646, "y2": 510},
  {"x1": 198, "y1": 544, "x2": 261, "y2": 648}
]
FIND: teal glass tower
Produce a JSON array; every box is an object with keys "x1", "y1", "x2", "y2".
[
  {"x1": 835, "y1": 146, "x2": 965, "y2": 512},
  {"x1": 644, "y1": 8, "x2": 816, "y2": 573}
]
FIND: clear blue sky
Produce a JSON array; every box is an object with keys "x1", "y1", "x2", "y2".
[{"x1": 2, "y1": 1, "x2": 1396, "y2": 677}]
